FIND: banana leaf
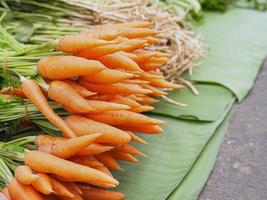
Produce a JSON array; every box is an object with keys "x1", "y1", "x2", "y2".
[
  {"x1": 114, "y1": 99, "x2": 235, "y2": 199},
  {"x1": 167, "y1": 108, "x2": 234, "y2": 200},
  {"x1": 185, "y1": 8, "x2": 267, "y2": 101},
  {"x1": 151, "y1": 84, "x2": 234, "y2": 121}
]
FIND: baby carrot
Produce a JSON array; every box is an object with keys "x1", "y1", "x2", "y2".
[
  {"x1": 8, "y1": 178, "x2": 43, "y2": 200},
  {"x1": 86, "y1": 94, "x2": 115, "y2": 101},
  {"x1": 111, "y1": 152, "x2": 138, "y2": 163},
  {"x1": 80, "y1": 186, "x2": 125, "y2": 200},
  {"x1": 14, "y1": 165, "x2": 39, "y2": 185},
  {"x1": 140, "y1": 62, "x2": 162, "y2": 71},
  {"x1": 117, "y1": 124, "x2": 163, "y2": 134},
  {"x1": 141, "y1": 83, "x2": 167, "y2": 97},
  {"x1": 66, "y1": 183, "x2": 82, "y2": 195},
  {"x1": 49, "y1": 177, "x2": 74, "y2": 198},
  {"x1": 131, "y1": 106, "x2": 154, "y2": 113},
  {"x1": 59, "y1": 183, "x2": 83, "y2": 200},
  {"x1": 75, "y1": 44, "x2": 131, "y2": 59},
  {"x1": 51, "y1": 134, "x2": 102, "y2": 159},
  {"x1": 110, "y1": 95, "x2": 141, "y2": 109},
  {"x1": 22, "y1": 79, "x2": 76, "y2": 138},
  {"x1": 37, "y1": 56, "x2": 106, "y2": 80},
  {"x1": 139, "y1": 96, "x2": 159, "y2": 105},
  {"x1": 65, "y1": 115, "x2": 131, "y2": 144},
  {"x1": 79, "y1": 80, "x2": 152, "y2": 96},
  {"x1": 127, "y1": 131, "x2": 148, "y2": 144},
  {"x1": 146, "y1": 78, "x2": 183, "y2": 89},
  {"x1": 35, "y1": 135, "x2": 66, "y2": 147},
  {"x1": 119, "y1": 38, "x2": 148, "y2": 51},
  {"x1": 63, "y1": 80, "x2": 96, "y2": 97},
  {"x1": 77, "y1": 144, "x2": 114, "y2": 156},
  {"x1": 25, "y1": 151, "x2": 119, "y2": 188},
  {"x1": 97, "y1": 52, "x2": 142, "y2": 72},
  {"x1": 95, "y1": 153, "x2": 123, "y2": 171},
  {"x1": 81, "y1": 69, "x2": 134, "y2": 84},
  {"x1": 117, "y1": 144, "x2": 147, "y2": 157},
  {"x1": 32, "y1": 173, "x2": 53, "y2": 195},
  {"x1": 56, "y1": 34, "x2": 113, "y2": 53},
  {"x1": 86, "y1": 110, "x2": 165, "y2": 126},
  {"x1": 70, "y1": 156, "x2": 104, "y2": 168}
]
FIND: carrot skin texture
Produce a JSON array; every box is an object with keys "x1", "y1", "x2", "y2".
[
  {"x1": 58, "y1": 183, "x2": 83, "y2": 200},
  {"x1": 22, "y1": 79, "x2": 76, "y2": 138},
  {"x1": 25, "y1": 151, "x2": 119, "y2": 188},
  {"x1": 65, "y1": 115, "x2": 131, "y2": 144},
  {"x1": 77, "y1": 143, "x2": 114, "y2": 156},
  {"x1": 117, "y1": 144, "x2": 147, "y2": 157},
  {"x1": 8, "y1": 178, "x2": 43, "y2": 200},
  {"x1": 117, "y1": 124, "x2": 163, "y2": 134},
  {"x1": 112, "y1": 152, "x2": 139, "y2": 163},
  {"x1": 51, "y1": 134, "x2": 102, "y2": 159},
  {"x1": 63, "y1": 80, "x2": 96, "y2": 97},
  {"x1": 14, "y1": 165, "x2": 39, "y2": 185},
  {"x1": 49, "y1": 177, "x2": 74, "y2": 198},
  {"x1": 127, "y1": 131, "x2": 148, "y2": 144},
  {"x1": 81, "y1": 186, "x2": 125, "y2": 200},
  {"x1": 32, "y1": 173, "x2": 53, "y2": 195},
  {"x1": 95, "y1": 153, "x2": 123, "y2": 171},
  {"x1": 37, "y1": 56, "x2": 105, "y2": 80}
]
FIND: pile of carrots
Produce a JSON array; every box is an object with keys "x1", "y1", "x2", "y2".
[{"x1": 1, "y1": 21, "x2": 182, "y2": 200}]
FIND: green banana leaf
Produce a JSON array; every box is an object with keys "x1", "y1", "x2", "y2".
[
  {"x1": 114, "y1": 99, "x2": 235, "y2": 200},
  {"x1": 186, "y1": 8, "x2": 267, "y2": 101},
  {"x1": 167, "y1": 108, "x2": 234, "y2": 200},
  {"x1": 151, "y1": 84, "x2": 234, "y2": 121}
]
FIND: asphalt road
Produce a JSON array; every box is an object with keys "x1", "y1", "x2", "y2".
[{"x1": 199, "y1": 59, "x2": 267, "y2": 200}]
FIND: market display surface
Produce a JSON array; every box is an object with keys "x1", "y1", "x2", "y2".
[{"x1": 0, "y1": 0, "x2": 266, "y2": 200}]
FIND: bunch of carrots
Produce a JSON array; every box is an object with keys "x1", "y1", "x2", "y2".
[{"x1": 0, "y1": 21, "x2": 182, "y2": 200}]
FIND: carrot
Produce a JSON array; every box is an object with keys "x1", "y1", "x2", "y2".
[
  {"x1": 131, "y1": 106, "x2": 154, "y2": 113},
  {"x1": 8, "y1": 178, "x2": 43, "y2": 200},
  {"x1": 144, "y1": 36, "x2": 159, "y2": 44},
  {"x1": 123, "y1": 79, "x2": 150, "y2": 84},
  {"x1": 95, "y1": 153, "x2": 123, "y2": 171},
  {"x1": 80, "y1": 186, "x2": 125, "y2": 200},
  {"x1": 25, "y1": 151, "x2": 119, "y2": 188},
  {"x1": 37, "y1": 56, "x2": 106, "y2": 80},
  {"x1": 126, "y1": 94, "x2": 144, "y2": 102},
  {"x1": 56, "y1": 34, "x2": 114, "y2": 53},
  {"x1": 81, "y1": 68, "x2": 134, "y2": 84},
  {"x1": 119, "y1": 39, "x2": 148, "y2": 51},
  {"x1": 110, "y1": 95, "x2": 141, "y2": 109},
  {"x1": 117, "y1": 27, "x2": 158, "y2": 39},
  {"x1": 85, "y1": 100, "x2": 130, "y2": 113},
  {"x1": 48, "y1": 80, "x2": 95, "y2": 113},
  {"x1": 32, "y1": 173, "x2": 53, "y2": 195},
  {"x1": 58, "y1": 183, "x2": 83, "y2": 200},
  {"x1": 67, "y1": 183, "x2": 82, "y2": 195},
  {"x1": 49, "y1": 177, "x2": 74, "y2": 198},
  {"x1": 86, "y1": 110, "x2": 165, "y2": 126},
  {"x1": 51, "y1": 134, "x2": 102, "y2": 159},
  {"x1": 77, "y1": 144, "x2": 114, "y2": 156},
  {"x1": 86, "y1": 94, "x2": 115, "y2": 101},
  {"x1": 22, "y1": 79, "x2": 76, "y2": 138},
  {"x1": 145, "y1": 78, "x2": 183, "y2": 89},
  {"x1": 75, "y1": 44, "x2": 131, "y2": 59},
  {"x1": 139, "y1": 96, "x2": 159, "y2": 105},
  {"x1": 127, "y1": 131, "x2": 147, "y2": 144},
  {"x1": 141, "y1": 83, "x2": 167, "y2": 97},
  {"x1": 70, "y1": 156, "x2": 104, "y2": 168},
  {"x1": 140, "y1": 62, "x2": 162, "y2": 71},
  {"x1": 97, "y1": 52, "x2": 142, "y2": 72},
  {"x1": 95, "y1": 166, "x2": 113, "y2": 177},
  {"x1": 130, "y1": 51, "x2": 157, "y2": 63},
  {"x1": 145, "y1": 56, "x2": 169, "y2": 64},
  {"x1": 64, "y1": 80, "x2": 97, "y2": 97},
  {"x1": 35, "y1": 135, "x2": 66, "y2": 147},
  {"x1": 117, "y1": 144, "x2": 147, "y2": 157},
  {"x1": 2, "y1": 188, "x2": 11, "y2": 200},
  {"x1": 117, "y1": 124, "x2": 163, "y2": 134},
  {"x1": 139, "y1": 71, "x2": 163, "y2": 80},
  {"x1": 14, "y1": 165, "x2": 39, "y2": 185},
  {"x1": 65, "y1": 115, "x2": 131, "y2": 144},
  {"x1": 111, "y1": 152, "x2": 138, "y2": 163},
  {"x1": 79, "y1": 80, "x2": 152, "y2": 96}
]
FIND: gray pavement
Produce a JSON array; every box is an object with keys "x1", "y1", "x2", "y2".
[{"x1": 199, "y1": 58, "x2": 267, "y2": 200}]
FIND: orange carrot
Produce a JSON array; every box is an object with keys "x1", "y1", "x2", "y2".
[
  {"x1": 141, "y1": 83, "x2": 167, "y2": 97},
  {"x1": 127, "y1": 131, "x2": 147, "y2": 144},
  {"x1": 32, "y1": 173, "x2": 53, "y2": 195},
  {"x1": 123, "y1": 79, "x2": 150, "y2": 84},
  {"x1": 117, "y1": 124, "x2": 163, "y2": 134},
  {"x1": 35, "y1": 135, "x2": 66, "y2": 147},
  {"x1": 111, "y1": 152, "x2": 138, "y2": 163},
  {"x1": 51, "y1": 134, "x2": 101, "y2": 159},
  {"x1": 79, "y1": 80, "x2": 152, "y2": 96},
  {"x1": 144, "y1": 36, "x2": 159, "y2": 44},
  {"x1": 48, "y1": 80, "x2": 95, "y2": 113},
  {"x1": 59, "y1": 183, "x2": 83, "y2": 200},
  {"x1": 85, "y1": 100, "x2": 130, "y2": 113},
  {"x1": 49, "y1": 177, "x2": 74, "y2": 198},
  {"x1": 140, "y1": 62, "x2": 162, "y2": 71},
  {"x1": 130, "y1": 51, "x2": 157, "y2": 63},
  {"x1": 14, "y1": 165, "x2": 39, "y2": 185},
  {"x1": 86, "y1": 94, "x2": 115, "y2": 101},
  {"x1": 56, "y1": 34, "x2": 113, "y2": 53},
  {"x1": 95, "y1": 166, "x2": 113, "y2": 177},
  {"x1": 2, "y1": 188, "x2": 11, "y2": 200},
  {"x1": 86, "y1": 110, "x2": 164, "y2": 126},
  {"x1": 126, "y1": 94, "x2": 144, "y2": 102},
  {"x1": 22, "y1": 79, "x2": 76, "y2": 138},
  {"x1": 95, "y1": 153, "x2": 123, "y2": 171},
  {"x1": 25, "y1": 151, "x2": 119, "y2": 188},
  {"x1": 65, "y1": 115, "x2": 131, "y2": 144},
  {"x1": 67, "y1": 183, "x2": 82, "y2": 195},
  {"x1": 70, "y1": 156, "x2": 104, "y2": 168},
  {"x1": 139, "y1": 96, "x2": 159, "y2": 105},
  {"x1": 64, "y1": 80, "x2": 96, "y2": 97},
  {"x1": 145, "y1": 56, "x2": 169, "y2": 64},
  {"x1": 119, "y1": 39, "x2": 148, "y2": 51},
  {"x1": 110, "y1": 95, "x2": 141, "y2": 109},
  {"x1": 145, "y1": 78, "x2": 183, "y2": 89},
  {"x1": 97, "y1": 52, "x2": 142, "y2": 72},
  {"x1": 75, "y1": 44, "x2": 131, "y2": 59},
  {"x1": 81, "y1": 68, "x2": 134, "y2": 84},
  {"x1": 131, "y1": 106, "x2": 154, "y2": 113},
  {"x1": 117, "y1": 144, "x2": 146, "y2": 157},
  {"x1": 80, "y1": 185, "x2": 125, "y2": 200},
  {"x1": 37, "y1": 56, "x2": 106, "y2": 80},
  {"x1": 77, "y1": 144, "x2": 114, "y2": 156},
  {"x1": 8, "y1": 178, "x2": 43, "y2": 200}
]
